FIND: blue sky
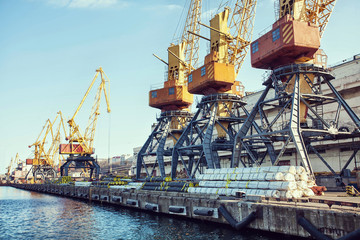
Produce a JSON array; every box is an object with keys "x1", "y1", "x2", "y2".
[{"x1": 0, "y1": 0, "x2": 359, "y2": 174}]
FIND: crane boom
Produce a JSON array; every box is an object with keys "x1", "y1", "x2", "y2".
[
  {"x1": 305, "y1": 0, "x2": 336, "y2": 37},
  {"x1": 228, "y1": 0, "x2": 258, "y2": 77},
  {"x1": 181, "y1": 0, "x2": 202, "y2": 75},
  {"x1": 279, "y1": 0, "x2": 336, "y2": 37}
]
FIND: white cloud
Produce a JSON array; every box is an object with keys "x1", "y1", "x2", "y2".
[
  {"x1": 201, "y1": 8, "x2": 217, "y2": 23},
  {"x1": 144, "y1": 4, "x2": 182, "y2": 12},
  {"x1": 38, "y1": 0, "x2": 128, "y2": 9},
  {"x1": 164, "y1": 4, "x2": 182, "y2": 11},
  {"x1": 69, "y1": 0, "x2": 121, "y2": 8}
]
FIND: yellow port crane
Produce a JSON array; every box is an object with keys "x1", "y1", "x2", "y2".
[
  {"x1": 136, "y1": 0, "x2": 202, "y2": 180},
  {"x1": 171, "y1": 0, "x2": 258, "y2": 179},
  {"x1": 60, "y1": 67, "x2": 110, "y2": 179},
  {"x1": 6, "y1": 153, "x2": 19, "y2": 181},
  {"x1": 25, "y1": 111, "x2": 67, "y2": 181}
]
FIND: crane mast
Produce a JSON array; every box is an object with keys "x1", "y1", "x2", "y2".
[
  {"x1": 136, "y1": 0, "x2": 202, "y2": 180},
  {"x1": 60, "y1": 67, "x2": 110, "y2": 179}
]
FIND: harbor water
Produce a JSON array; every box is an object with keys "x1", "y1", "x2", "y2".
[{"x1": 0, "y1": 186, "x2": 302, "y2": 240}]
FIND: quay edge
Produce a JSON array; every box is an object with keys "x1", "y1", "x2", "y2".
[{"x1": 10, "y1": 184, "x2": 360, "y2": 239}]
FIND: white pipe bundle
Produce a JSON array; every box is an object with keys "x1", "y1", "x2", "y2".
[
  {"x1": 230, "y1": 174, "x2": 237, "y2": 180},
  {"x1": 220, "y1": 169, "x2": 228, "y2": 174},
  {"x1": 291, "y1": 190, "x2": 303, "y2": 198},
  {"x1": 296, "y1": 166, "x2": 305, "y2": 174},
  {"x1": 265, "y1": 190, "x2": 280, "y2": 198},
  {"x1": 268, "y1": 181, "x2": 297, "y2": 191},
  {"x1": 284, "y1": 173, "x2": 295, "y2": 182},
  {"x1": 257, "y1": 181, "x2": 270, "y2": 189},
  {"x1": 297, "y1": 181, "x2": 308, "y2": 190},
  {"x1": 307, "y1": 180, "x2": 316, "y2": 188},
  {"x1": 303, "y1": 188, "x2": 315, "y2": 197},
  {"x1": 256, "y1": 173, "x2": 267, "y2": 181},
  {"x1": 75, "y1": 182, "x2": 92, "y2": 187},
  {"x1": 279, "y1": 191, "x2": 293, "y2": 198},
  {"x1": 265, "y1": 172, "x2": 284, "y2": 181},
  {"x1": 193, "y1": 165, "x2": 314, "y2": 198},
  {"x1": 250, "y1": 173, "x2": 259, "y2": 180},
  {"x1": 240, "y1": 173, "x2": 249, "y2": 180},
  {"x1": 213, "y1": 169, "x2": 221, "y2": 174},
  {"x1": 247, "y1": 181, "x2": 259, "y2": 189},
  {"x1": 205, "y1": 169, "x2": 215, "y2": 174},
  {"x1": 299, "y1": 173, "x2": 309, "y2": 181}
]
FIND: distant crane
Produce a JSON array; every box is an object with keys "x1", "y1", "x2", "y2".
[
  {"x1": 6, "y1": 153, "x2": 19, "y2": 181},
  {"x1": 171, "y1": 0, "x2": 258, "y2": 180},
  {"x1": 136, "y1": 0, "x2": 202, "y2": 180},
  {"x1": 60, "y1": 67, "x2": 110, "y2": 179},
  {"x1": 25, "y1": 111, "x2": 67, "y2": 181},
  {"x1": 234, "y1": 0, "x2": 360, "y2": 185}
]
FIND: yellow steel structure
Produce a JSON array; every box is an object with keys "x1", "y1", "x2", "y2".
[
  {"x1": 188, "y1": 0, "x2": 257, "y2": 96},
  {"x1": 181, "y1": 0, "x2": 202, "y2": 76},
  {"x1": 279, "y1": 0, "x2": 336, "y2": 37},
  {"x1": 62, "y1": 67, "x2": 111, "y2": 155},
  {"x1": 29, "y1": 112, "x2": 66, "y2": 167},
  {"x1": 6, "y1": 153, "x2": 19, "y2": 180},
  {"x1": 149, "y1": 0, "x2": 201, "y2": 112}
]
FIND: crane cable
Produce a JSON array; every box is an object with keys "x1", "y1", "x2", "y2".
[
  {"x1": 108, "y1": 112, "x2": 111, "y2": 172},
  {"x1": 172, "y1": 0, "x2": 190, "y2": 43}
]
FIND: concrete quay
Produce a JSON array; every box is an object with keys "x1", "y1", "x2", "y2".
[{"x1": 13, "y1": 184, "x2": 360, "y2": 239}]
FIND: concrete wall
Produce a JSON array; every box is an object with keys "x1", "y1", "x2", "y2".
[{"x1": 14, "y1": 184, "x2": 360, "y2": 239}]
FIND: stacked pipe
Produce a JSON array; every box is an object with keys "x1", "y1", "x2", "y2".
[
  {"x1": 92, "y1": 177, "x2": 133, "y2": 188},
  {"x1": 187, "y1": 166, "x2": 316, "y2": 198},
  {"x1": 140, "y1": 181, "x2": 193, "y2": 192},
  {"x1": 109, "y1": 182, "x2": 143, "y2": 190},
  {"x1": 54, "y1": 176, "x2": 73, "y2": 185}
]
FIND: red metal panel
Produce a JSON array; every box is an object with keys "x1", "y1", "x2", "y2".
[
  {"x1": 26, "y1": 159, "x2": 33, "y2": 165},
  {"x1": 59, "y1": 144, "x2": 86, "y2": 154},
  {"x1": 251, "y1": 15, "x2": 320, "y2": 69}
]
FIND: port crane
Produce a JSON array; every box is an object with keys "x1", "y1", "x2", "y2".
[
  {"x1": 171, "y1": 0, "x2": 258, "y2": 180},
  {"x1": 136, "y1": 0, "x2": 202, "y2": 180},
  {"x1": 60, "y1": 67, "x2": 110, "y2": 179},
  {"x1": 233, "y1": 0, "x2": 360, "y2": 185},
  {"x1": 6, "y1": 153, "x2": 19, "y2": 181},
  {"x1": 25, "y1": 111, "x2": 67, "y2": 181}
]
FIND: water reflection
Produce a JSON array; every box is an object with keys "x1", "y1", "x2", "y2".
[{"x1": 0, "y1": 187, "x2": 300, "y2": 240}]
